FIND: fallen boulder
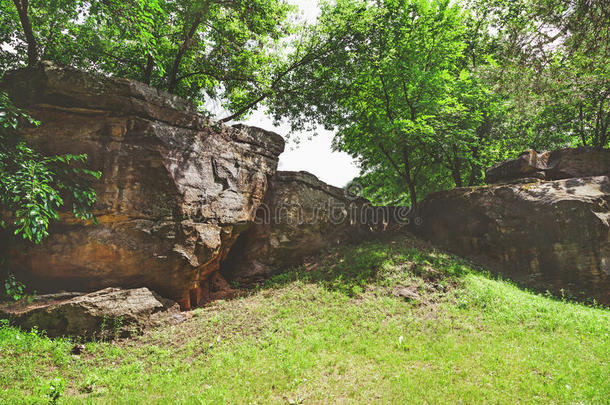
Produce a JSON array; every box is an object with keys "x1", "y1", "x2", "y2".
[
  {"x1": 221, "y1": 171, "x2": 408, "y2": 284},
  {"x1": 0, "y1": 62, "x2": 284, "y2": 309},
  {"x1": 0, "y1": 287, "x2": 182, "y2": 339},
  {"x1": 485, "y1": 148, "x2": 610, "y2": 184},
  {"x1": 415, "y1": 175, "x2": 610, "y2": 305}
]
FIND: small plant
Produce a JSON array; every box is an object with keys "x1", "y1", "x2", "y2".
[
  {"x1": 0, "y1": 91, "x2": 101, "y2": 244},
  {"x1": 98, "y1": 315, "x2": 108, "y2": 341},
  {"x1": 46, "y1": 377, "x2": 65, "y2": 404},
  {"x1": 113, "y1": 316, "x2": 124, "y2": 341},
  {"x1": 3, "y1": 273, "x2": 25, "y2": 301}
]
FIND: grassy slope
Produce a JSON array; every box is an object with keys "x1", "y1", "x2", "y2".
[{"x1": 0, "y1": 235, "x2": 608, "y2": 404}]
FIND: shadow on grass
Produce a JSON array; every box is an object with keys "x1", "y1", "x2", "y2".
[
  {"x1": 244, "y1": 233, "x2": 608, "y2": 310},
  {"x1": 255, "y1": 234, "x2": 474, "y2": 298}
]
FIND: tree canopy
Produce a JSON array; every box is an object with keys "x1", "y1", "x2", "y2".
[
  {"x1": 1, "y1": 0, "x2": 302, "y2": 119},
  {"x1": 265, "y1": 0, "x2": 609, "y2": 206},
  {"x1": 1, "y1": 0, "x2": 608, "y2": 210}
]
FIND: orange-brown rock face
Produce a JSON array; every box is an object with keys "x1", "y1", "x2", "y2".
[{"x1": 0, "y1": 63, "x2": 284, "y2": 309}]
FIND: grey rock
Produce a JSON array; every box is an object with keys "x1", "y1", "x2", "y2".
[
  {"x1": 0, "y1": 287, "x2": 180, "y2": 338},
  {"x1": 485, "y1": 148, "x2": 610, "y2": 184},
  {"x1": 394, "y1": 287, "x2": 420, "y2": 301},
  {"x1": 222, "y1": 171, "x2": 393, "y2": 284},
  {"x1": 415, "y1": 175, "x2": 610, "y2": 305}
]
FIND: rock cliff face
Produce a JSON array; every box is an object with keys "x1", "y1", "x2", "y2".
[
  {"x1": 1, "y1": 63, "x2": 284, "y2": 309},
  {"x1": 221, "y1": 171, "x2": 406, "y2": 284},
  {"x1": 416, "y1": 174, "x2": 610, "y2": 305},
  {"x1": 3, "y1": 64, "x2": 607, "y2": 309}
]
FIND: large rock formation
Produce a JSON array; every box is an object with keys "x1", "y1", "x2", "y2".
[
  {"x1": 0, "y1": 287, "x2": 182, "y2": 338},
  {"x1": 485, "y1": 148, "x2": 610, "y2": 184},
  {"x1": 0, "y1": 62, "x2": 284, "y2": 309},
  {"x1": 416, "y1": 175, "x2": 610, "y2": 305},
  {"x1": 221, "y1": 171, "x2": 408, "y2": 284}
]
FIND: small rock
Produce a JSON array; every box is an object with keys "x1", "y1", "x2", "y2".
[
  {"x1": 394, "y1": 287, "x2": 420, "y2": 301},
  {"x1": 70, "y1": 344, "x2": 86, "y2": 355}
]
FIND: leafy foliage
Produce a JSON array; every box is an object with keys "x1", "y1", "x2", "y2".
[
  {"x1": 266, "y1": 0, "x2": 608, "y2": 205},
  {"x1": 267, "y1": 0, "x2": 503, "y2": 206},
  {"x1": 469, "y1": 0, "x2": 609, "y2": 148},
  {"x1": 0, "y1": 91, "x2": 101, "y2": 243},
  {"x1": 2, "y1": 273, "x2": 25, "y2": 301},
  {"x1": 1, "y1": 0, "x2": 301, "y2": 119},
  {"x1": 1, "y1": 0, "x2": 607, "y2": 205}
]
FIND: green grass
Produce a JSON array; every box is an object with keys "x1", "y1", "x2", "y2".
[{"x1": 1, "y1": 234, "x2": 609, "y2": 404}]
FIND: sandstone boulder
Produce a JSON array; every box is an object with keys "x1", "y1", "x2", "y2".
[
  {"x1": 221, "y1": 171, "x2": 407, "y2": 284},
  {"x1": 485, "y1": 148, "x2": 610, "y2": 184},
  {"x1": 0, "y1": 287, "x2": 181, "y2": 338},
  {"x1": 415, "y1": 176, "x2": 610, "y2": 305},
  {"x1": 0, "y1": 62, "x2": 284, "y2": 309}
]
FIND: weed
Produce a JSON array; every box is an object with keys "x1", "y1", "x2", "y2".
[
  {"x1": 3, "y1": 273, "x2": 25, "y2": 301},
  {"x1": 113, "y1": 316, "x2": 123, "y2": 341},
  {"x1": 46, "y1": 377, "x2": 64, "y2": 404}
]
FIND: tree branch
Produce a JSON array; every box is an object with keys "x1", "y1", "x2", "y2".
[
  {"x1": 379, "y1": 143, "x2": 406, "y2": 178},
  {"x1": 167, "y1": 5, "x2": 207, "y2": 93},
  {"x1": 13, "y1": 0, "x2": 38, "y2": 67},
  {"x1": 218, "y1": 42, "x2": 334, "y2": 123}
]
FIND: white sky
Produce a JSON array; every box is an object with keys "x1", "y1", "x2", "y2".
[
  {"x1": 239, "y1": 0, "x2": 360, "y2": 187},
  {"x1": 239, "y1": 110, "x2": 360, "y2": 187}
]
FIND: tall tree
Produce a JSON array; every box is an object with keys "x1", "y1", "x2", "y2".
[{"x1": 267, "y1": 0, "x2": 479, "y2": 207}]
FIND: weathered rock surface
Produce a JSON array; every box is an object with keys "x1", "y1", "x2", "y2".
[
  {"x1": 0, "y1": 62, "x2": 284, "y2": 309},
  {"x1": 221, "y1": 171, "x2": 407, "y2": 284},
  {"x1": 485, "y1": 148, "x2": 610, "y2": 184},
  {"x1": 415, "y1": 175, "x2": 610, "y2": 305},
  {"x1": 0, "y1": 287, "x2": 181, "y2": 338}
]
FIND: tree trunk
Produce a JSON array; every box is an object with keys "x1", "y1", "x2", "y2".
[
  {"x1": 579, "y1": 103, "x2": 587, "y2": 146},
  {"x1": 468, "y1": 114, "x2": 490, "y2": 186},
  {"x1": 467, "y1": 147, "x2": 480, "y2": 186},
  {"x1": 593, "y1": 95, "x2": 608, "y2": 149},
  {"x1": 402, "y1": 147, "x2": 418, "y2": 211},
  {"x1": 406, "y1": 175, "x2": 418, "y2": 212},
  {"x1": 13, "y1": 0, "x2": 38, "y2": 67},
  {"x1": 143, "y1": 54, "x2": 154, "y2": 85},
  {"x1": 450, "y1": 146, "x2": 463, "y2": 187},
  {"x1": 167, "y1": 12, "x2": 204, "y2": 93},
  {"x1": 451, "y1": 167, "x2": 463, "y2": 187}
]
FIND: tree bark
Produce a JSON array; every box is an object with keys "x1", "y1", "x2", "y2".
[
  {"x1": 143, "y1": 54, "x2": 154, "y2": 85},
  {"x1": 13, "y1": 0, "x2": 38, "y2": 67},
  {"x1": 467, "y1": 148, "x2": 480, "y2": 187},
  {"x1": 167, "y1": 11, "x2": 204, "y2": 93},
  {"x1": 451, "y1": 167, "x2": 463, "y2": 187},
  {"x1": 451, "y1": 146, "x2": 463, "y2": 187},
  {"x1": 579, "y1": 103, "x2": 587, "y2": 146},
  {"x1": 594, "y1": 94, "x2": 608, "y2": 148},
  {"x1": 402, "y1": 147, "x2": 418, "y2": 211}
]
